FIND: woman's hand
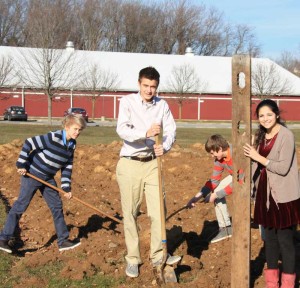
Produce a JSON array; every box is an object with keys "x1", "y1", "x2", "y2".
[
  {"x1": 244, "y1": 143, "x2": 270, "y2": 166},
  {"x1": 243, "y1": 143, "x2": 257, "y2": 160}
]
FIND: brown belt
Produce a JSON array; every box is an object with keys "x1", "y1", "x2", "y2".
[{"x1": 123, "y1": 154, "x2": 156, "y2": 162}]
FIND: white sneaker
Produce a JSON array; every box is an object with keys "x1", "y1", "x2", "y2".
[
  {"x1": 126, "y1": 263, "x2": 139, "y2": 277},
  {"x1": 58, "y1": 239, "x2": 81, "y2": 251},
  {"x1": 210, "y1": 226, "x2": 232, "y2": 243},
  {"x1": 153, "y1": 254, "x2": 181, "y2": 266}
]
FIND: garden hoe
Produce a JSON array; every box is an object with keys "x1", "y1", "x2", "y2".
[
  {"x1": 154, "y1": 136, "x2": 177, "y2": 284},
  {"x1": 26, "y1": 172, "x2": 122, "y2": 225}
]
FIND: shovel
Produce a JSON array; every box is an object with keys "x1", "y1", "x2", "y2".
[
  {"x1": 154, "y1": 135, "x2": 177, "y2": 284},
  {"x1": 26, "y1": 172, "x2": 122, "y2": 224}
]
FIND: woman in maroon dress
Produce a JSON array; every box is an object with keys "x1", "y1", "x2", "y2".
[{"x1": 244, "y1": 99, "x2": 300, "y2": 288}]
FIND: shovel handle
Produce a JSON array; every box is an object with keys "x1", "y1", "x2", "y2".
[
  {"x1": 155, "y1": 136, "x2": 167, "y2": 258},
  {"x1": 26, "y1": 172, "x2": 122, "y2": 224}
]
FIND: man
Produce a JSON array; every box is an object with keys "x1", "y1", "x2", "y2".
[{"x1": 116, "y1": 66, "x2": 180, "y2": 278}]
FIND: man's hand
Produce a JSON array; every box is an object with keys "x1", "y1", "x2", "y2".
[
  {"x1": 153, "y1": 143, "x2": 164, "y2": 157},
  {"x1": 146, "y1": 123, "x2": 161, "y2": 138},
  {"x1": 64, "y1": 192, "x2": 72, "y2": 200},
  {"x1": 17, "y1": 168, "x2": 27, "y2": 176}
]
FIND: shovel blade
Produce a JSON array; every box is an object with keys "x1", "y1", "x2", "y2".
[
  {"x1": 163, "y1": 265, "x2": 177, "y2": 283},
  {"x1": 154, "y1": 265, "x2": 177, "y2": 284}
]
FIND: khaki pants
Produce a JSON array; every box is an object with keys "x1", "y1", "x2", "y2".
[
  {"x1": 116, "y1": 157, "x2": 163, "y2": 264},
  {"x1": 214, "y1": 175, "x2": 232, "y2": 228}
]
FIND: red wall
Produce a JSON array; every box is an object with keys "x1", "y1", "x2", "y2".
[
  {"x1": 1, "y1": 89, "x2": 300, "y2": 121},
  {"x1": 200, "y1": 97, "x2": 232, "y2": 120}
]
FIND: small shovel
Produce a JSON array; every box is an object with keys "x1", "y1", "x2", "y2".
[
  {"x1": 26, "y1": 172, "x2": 122, "y2": 224},
  {"x1": 154, "y1": 135, "x2": 177, "y2": 284}
]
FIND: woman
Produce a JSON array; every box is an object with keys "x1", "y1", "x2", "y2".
[{"x1": 243, "y1": 99, "x2": 300, "y2": 288}]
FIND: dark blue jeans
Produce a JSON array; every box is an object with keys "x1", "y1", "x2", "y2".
[{"x1": 0, "y1": 173, "x2": 69, "y2": 246}]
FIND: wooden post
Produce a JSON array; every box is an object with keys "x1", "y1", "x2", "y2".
[{"x1": 231, "y1": 55, "x2": 252, "y2": 287}]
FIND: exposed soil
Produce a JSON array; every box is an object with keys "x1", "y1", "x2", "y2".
[{"x1": 0, "y1": 139, "x2": 299, "y2": 287}]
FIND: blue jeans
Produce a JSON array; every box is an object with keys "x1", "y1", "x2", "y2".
[{"x1": 0, "y1": 172, "x2": 69, "y2": 246}]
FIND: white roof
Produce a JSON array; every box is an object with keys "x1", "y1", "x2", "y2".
[{"x1": 1, "y1": 45, "x2": 300, "y2": 95}]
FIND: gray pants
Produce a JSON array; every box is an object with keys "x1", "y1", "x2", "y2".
[{"x1": 214, "y1": 175, "x2": 232, "y2": 228}]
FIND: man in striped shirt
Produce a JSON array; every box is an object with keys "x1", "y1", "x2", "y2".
[
  {"x1": 187, "y1": 134, "x2": 244, "y2": 243},
  {"x1": 0, "y1": 114, "x2": 86, "y2": 254}
]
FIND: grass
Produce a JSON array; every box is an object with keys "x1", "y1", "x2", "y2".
[
  {"x1": 0, "y1": 195, "x2": 15, "y2": 287},
  {"x1": 1, "y1": 123, "x2": 300, "y2": 147},
  {"x1": 0, "y1": 260, "x2": 125, "y2": 287}
]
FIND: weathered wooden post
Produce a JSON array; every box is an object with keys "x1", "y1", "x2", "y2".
[{"x1": 231, "y1": 55, "x2": 252, "y2": 287}]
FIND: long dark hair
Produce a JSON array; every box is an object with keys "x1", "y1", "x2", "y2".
[{"x1": 254, "y1": 99, "x2": 286, "y2": 148}]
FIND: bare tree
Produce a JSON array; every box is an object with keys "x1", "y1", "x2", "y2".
[
  {"x1": 0, "y1": 0, "x2": 26, "y2": 46},
  {"x1": 231, "y1": 24, "x2": 261, "y2": 57},
  {"x1": 99, "y1": 0, "x2": 124, "y2": 52},
  {"x1": 192, "y1": 6, "x2": 225, "y2": 56},
  {"x1": 74, "y1": 0, "x2": 106, "y2": 51},
  {"x1": 192, "y1": 6, "x2": 261, "y2": 57},
  {"x1": 79, "y1": 64, "x2": 120, "y2": 119},
  {"x1": 165, "y1": 63, "x2": 207, "y2": 119},
  {"x1": 0, "y1": 55, "x2": 16, "y2": 87},
  {"x1": 159, "y1": 0, "x2": 202, "y2": 55},
  {"x1": 276, "y1": 50, "x2": 300, "y2": 77},
  {"x1": 16, "y1": 47, "x2": 81, "y2": 124},
  {"x1": 0, "y1": 0, "x2": 262, "y2": 57},
  {"x1": 23, "y1": 0, "x2": 76, "y2": 49},
  {"x1": 251, "y1": 61, "x2": 292, "y2": 97}
]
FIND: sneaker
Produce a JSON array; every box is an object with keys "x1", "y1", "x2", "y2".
[
  {"x1": 0, "y1": 240, "x2": 12, "y2": 254},
  {"x1": 58, "y1": 239, "x2": 81, "y2": 251},
  {"x1": 126, "y1": 263, "x2": 139, "y2": 278},
  {"x1": 210, "y1": 226, "x2": 232, "y2": 243},
  {"x1": 153, "y1": 253, "x2": 181, "y2": 267}
]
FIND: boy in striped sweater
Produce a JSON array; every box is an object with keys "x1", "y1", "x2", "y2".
[
  {"x1": 187, "y1": 134, "x2": 243, "y2": 243},
  {"x1": 0, "y1": 114, "x2": 86, "y2": 253}
]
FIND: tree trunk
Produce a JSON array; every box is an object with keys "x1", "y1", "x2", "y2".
[
  {"x1": 92, "y1": 97, "x2": 95, "y2": 120},
  {"x1": 47, "y1": 94, "x2": 52, "y2": 125},
  {"x1": 179, "y1": 102, "x2": 182, "y2": 119}
]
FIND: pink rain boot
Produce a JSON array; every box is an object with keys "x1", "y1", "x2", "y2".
[
  {"x1": 264, "y1": 269, "x2": 279, "y2": 288},
  {"x1": 280, "y1": 272, "x2": 296, "y2": 288}
]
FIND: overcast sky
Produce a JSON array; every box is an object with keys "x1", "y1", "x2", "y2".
[{"x1": 196, "y1": 0, "x2": 300, "y2": 59}]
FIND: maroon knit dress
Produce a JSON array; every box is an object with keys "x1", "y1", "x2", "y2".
[{"x1": 254, "y1": 134, "x2": 300, "y2": 229}]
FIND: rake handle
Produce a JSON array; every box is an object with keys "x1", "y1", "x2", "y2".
[{"x1": 26, "y1": 172, "x2": 122, "y2": 224}]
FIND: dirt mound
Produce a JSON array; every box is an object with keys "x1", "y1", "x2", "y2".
[{"x1": 0, "y1": 140, "x2": 299, "y2": 287}]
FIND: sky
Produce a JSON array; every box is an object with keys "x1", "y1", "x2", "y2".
[{"x1": 195, "y1": 0, "x2": 300, "y2": 59}]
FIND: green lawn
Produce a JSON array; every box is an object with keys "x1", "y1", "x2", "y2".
[
  {"x1": 0, "y1": 123, "x2": 233, "y2": 146},
  {"x1": 1, "y1": 123, "x2": 300, "y2": 147}
]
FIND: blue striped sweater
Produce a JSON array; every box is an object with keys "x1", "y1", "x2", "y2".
[{"x1": 16, "y1": 130, "x2": 76, "y2": 192}]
